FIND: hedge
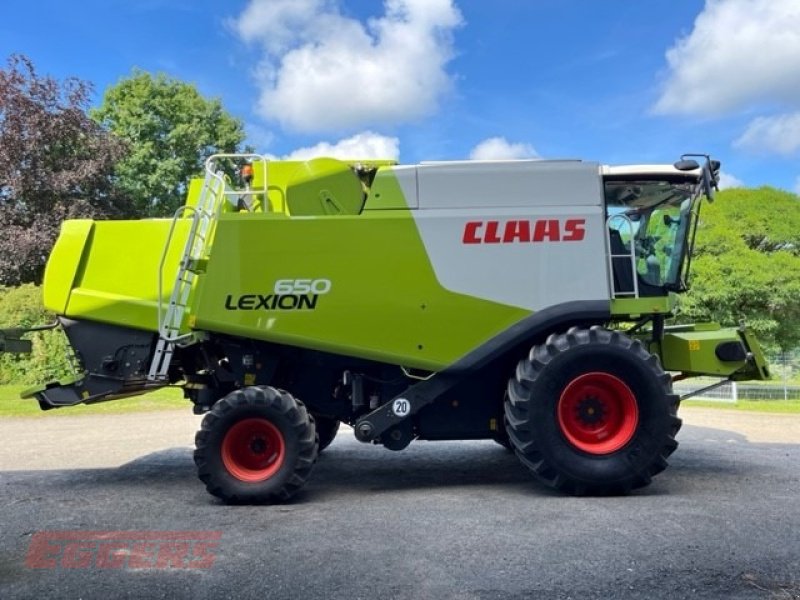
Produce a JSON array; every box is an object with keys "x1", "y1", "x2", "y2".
[{"x1": 0, "y1": 284, "x2": 72, "y2": 385}]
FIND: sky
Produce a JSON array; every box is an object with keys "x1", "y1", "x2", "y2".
[{"x1": 1, "y1": 0, "x2": 799, "y2": 193}]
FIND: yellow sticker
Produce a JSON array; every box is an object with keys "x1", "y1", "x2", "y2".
[
  {"x1": 689, "y1": 340, "x2": 701, "y2": 351},
  {"x1": 244, "y1": 373, "x2": 256, "y2": 386}
]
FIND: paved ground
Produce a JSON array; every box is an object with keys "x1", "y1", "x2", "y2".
[{"x1": 0, "y1": 407, "x2": 798, "y2": 599}]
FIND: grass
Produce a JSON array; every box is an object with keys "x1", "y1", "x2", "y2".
[
  {"x1": 0, "y1": 385, "x2": 187, "y2": 418},
  {"x1": 681, "y1": 398, "x2": 800, "y2": 414}
]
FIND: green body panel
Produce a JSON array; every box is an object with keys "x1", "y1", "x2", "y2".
[
  {"x1": 658, "y1": 324, "x2": 769, "y2": 380},
  {"x1": 42, "y1": 220, "x2": 94, "y2": 314},
  {"x1": 193, "y1": 209, "x2": 530, "y2": 371},
  {"x1": 42, "y1": 169, "x2": 531, "y2": 371},
  {"x1": 363, "y1": 169, "x2": 414, "y2": 210},
  {"x1": 284, "y1": 157, "x2": 364, "y2": 216},
  {"x1": 190, "y1": 168, "x2": 532, "y2": 370},
  {"x1": 44, "y1": 219, "x2": 190, "y2": 330},
  {"x1": 188, "y1": 158, "x2": 399, "y2": 215},
  {"x1": 610, "y1": 295, "x2": 677, "y2": 317},
  {"x1": 185, "y1": 178, "x2": 207, "y2": 210},
  {"x1": 732, "y1": 327, "x2": 770, "y2": 381}
]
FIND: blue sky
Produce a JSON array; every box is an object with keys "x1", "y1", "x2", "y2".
[{"x1": 1, "y1": 0, "x2": 798, "y2": 192}]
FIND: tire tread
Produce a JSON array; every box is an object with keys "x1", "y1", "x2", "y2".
[
  {"x1": 504, "y1": 327, "x2": 681, "y2": 496},
  {"x1": 194, "y1": 386, "x2": 317, "y2": 504}
]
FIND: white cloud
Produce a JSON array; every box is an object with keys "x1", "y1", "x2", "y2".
[
  {"x1": 654, "y1": 0, "x2": 800, "y2": 115},
  {"x1": 794, "y1": 177, "x2": 800, "y2": 196},
  {"x1": 733, "y1": 112, "x2": 800, "y2": 155},
  {"x1": 234, "y1": 0, "x2": 328, "y2": 55},
  {"x1": 469, "y1": 137, "x2": 538, "y2": 161},
  {"x1": 717, "y1": 171, "x2": 744, "y2": 189},
  {"x1": 284, "y1": 131, "x2": 400, "y2": 160},
  {"x1": 232, "y1": 0, "x2": 463, "y2": 132}
]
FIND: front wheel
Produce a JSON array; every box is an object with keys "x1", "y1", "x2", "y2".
[
  {"x1": 505, "y1": 326, "x2": 681, "y2": 495},
  {"x1": 194, "y1": 386, "x2": 317, "y2": 504}
]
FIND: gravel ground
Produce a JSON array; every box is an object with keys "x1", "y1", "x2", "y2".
[
  {"x1": 2, "y1": 406, "x2": 797, "y2": 471},
  {"x1": 0, "y1": 406, "x2": 798, "y2": 600}
]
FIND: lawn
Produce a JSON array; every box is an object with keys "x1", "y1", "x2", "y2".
[
  {"x1": 2, "y1": 383, "x2": 800, "y2": 418},
  {"x1": 0, "y1": 385, "x2": 186, "y2": 417},
  {"x1": 681, "y1": 398, "x2": 800, "y2": 414}
]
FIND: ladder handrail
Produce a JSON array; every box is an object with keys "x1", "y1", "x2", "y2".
[
  {"x1": 155, "y1": 172, "x2": 224, "y2": 336},
  {"x1": 156, "y1": 204, "x2": 198, "y2": 337},
  {"x1": 149, "y1": 154, "x2": 273, "y2": 380}
]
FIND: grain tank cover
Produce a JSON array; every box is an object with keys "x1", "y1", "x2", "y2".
[{"x1": 285, "y1": 157, "x2": 365, "y2": 216}]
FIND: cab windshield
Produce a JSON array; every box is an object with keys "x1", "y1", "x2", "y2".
[{"x1": 605, "y1": 178, "x2": 700, "y2": 295}]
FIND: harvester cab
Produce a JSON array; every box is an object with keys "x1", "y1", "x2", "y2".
[
  {"x1": 3, "y1": 152, "x2": 769, "y2": 503},
  {"x1": 604, "y1": 155, "x2": 716, "y2": 298}
]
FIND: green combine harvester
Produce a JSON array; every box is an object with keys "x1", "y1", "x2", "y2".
[{"x1": 3, "y1": 153, "x2": 768, "y2": 503}]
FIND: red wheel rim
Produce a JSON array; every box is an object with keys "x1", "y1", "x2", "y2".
[
  {"x1": 557, "y1": 372, "x2": 639, "y2": 455},
  {"x1": 221, "y1": 418, "x2": 285, "y2": 482}
]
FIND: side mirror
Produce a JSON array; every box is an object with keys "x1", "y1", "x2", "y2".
[
  {"x1": 679, "y1": 154, "x2": 718, "y2": 202},
  {"x1": 674, "y1": 159, "x2": 700, "y2": 171}
]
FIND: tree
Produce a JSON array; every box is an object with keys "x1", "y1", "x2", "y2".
[
  {"x1": 0, "y1": 55, "x2": 126, "y2": 286},
  {"x1": 678, "y1": 187, "x2": 800, "y2": 352},
  {"x1": 91, "y1": 71, "x2": 247, "y2": 217}
]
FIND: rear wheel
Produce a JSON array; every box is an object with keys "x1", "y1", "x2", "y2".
[
  {"x1": 312, "y1": 413, "x2": 340, "y2": 452},
  {"x1": 194, "y1": 386, "x2": 317, "y2": 504},
  {"x1": 505, "y1": 326, "x2": 680, "y2": 495}
]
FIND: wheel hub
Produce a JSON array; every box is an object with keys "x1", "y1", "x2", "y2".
[
  {"x1": 250, "y1": 437, "x2": 267, "y2": 454},
  {"x1": 575, "y1": 396, "x2": 606, "y2": 425},
  {"x1": 221, "y1": 418, "x2": 286, "y2": 482},
  {"x1": 557, "y1": 372, "x2": 639, "y2": 455}
]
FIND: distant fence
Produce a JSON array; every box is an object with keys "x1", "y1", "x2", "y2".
[
  {"x1": 671, "y1": 351, "x2": 800, "y2": 403},
  {"x1": 673, "y1": 379, "x2": 800, "y2": 403}
]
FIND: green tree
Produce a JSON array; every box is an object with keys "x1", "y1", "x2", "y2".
[
  {"x1": 0, "y1": 55, "x2": 126, "y2": 285},
  {"x1": 679, "y1": 186, "x2": 800, "y2": 352},
  {"x1": 92, "y1": 71, "x2": 246, "y2": 217}
]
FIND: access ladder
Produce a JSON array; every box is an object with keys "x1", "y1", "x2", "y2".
[{"x1": 147, "y1": 154, "x2": 268, "y2": 381}]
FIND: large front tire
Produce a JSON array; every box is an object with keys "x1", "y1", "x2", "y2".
[
  {"x1": 194, "y1": 386, "x2": 317, "y2": 504},
  {"x1": 505, "y1": 326, "x2": 680, "y2": 495}
]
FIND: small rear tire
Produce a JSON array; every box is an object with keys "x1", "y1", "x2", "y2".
[
  {"x1": 194, "y1": 386, "x2": 317, "y2": 504},
  {"x1": 505, "y1": 326, "x2": 681, "y2": 495},
  {"x1": 312, "y1": 413, "x2": 340, "y2": 452}
]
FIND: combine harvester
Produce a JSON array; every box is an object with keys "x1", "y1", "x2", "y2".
[{"x1": 2, "y1": 153, "x2": 768, "y2": 503}]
